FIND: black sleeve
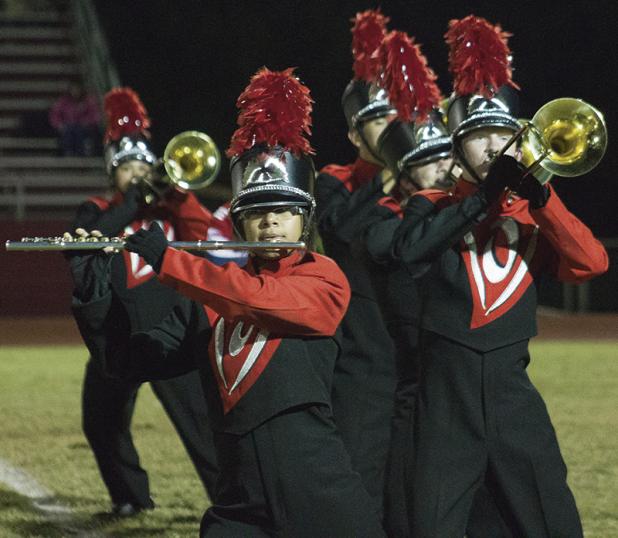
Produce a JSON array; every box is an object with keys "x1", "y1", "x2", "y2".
[
  {"x1": 71, "y1": 289, "x2": 125, "y2": 377},
  {"x1": 392, "y1": 191, "x2": 488, "y2": 269},
  {"x1": 364, "y1": 211, "x2": 402, "y2": 264},
  {"x1": 316, "y1": 172, "x2": 386, "y2": 244},
  {"x1": 72, "y1": 290, "x2": 204, "y2": 382},
  {"x1": 70, "y1": 198, "x2": 138, "y2": 237},
  {"x1": 126, "y1": 298, "x2": 207, "y2": 381}
]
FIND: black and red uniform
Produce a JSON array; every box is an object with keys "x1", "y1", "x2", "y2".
[
  {"x1": 391, "y1": 179, "x2": 608, "y2": 536},
  {"x1": 316, "y1": 157, "x2": 397, "y2": 515},
  {"x1": 366, "y1": 194, "x2": 513, "y2": 538},
  {"x1": 75, "y1": 247, "x2": 386, "y2": 537},
  {"x1": 71, "y1": 190, "x2": 221, "y2": 510}
]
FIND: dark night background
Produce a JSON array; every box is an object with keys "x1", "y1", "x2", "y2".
[{"x1": 93, "y1": 0, "x2": 618, "y2": 237}]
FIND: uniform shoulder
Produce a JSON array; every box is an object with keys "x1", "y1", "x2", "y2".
[
  {"x1": 318, "y1": 163, "x2": 353, "y2": 182},
  {"x1": 376, "y1": 195, "x2": 403, "y2": 218},
  {"x1": 85, "y1": 196, "x2": 111, "y2": 211},
  {"x1": 297, "y1": 251, "x2": 346, "y2": 278},
  {"x1": 412, "y1": 188, "x2": 452, "y2": 204}
]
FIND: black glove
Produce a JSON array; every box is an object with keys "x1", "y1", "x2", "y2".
[
  {"x1": 123, "y1": 182, "x2": 144, "y2": 212},
  {"x1": 477, "y1": 155, "x2": 524, "y2": 206},
  {"x1": 514, "y1": 173, "x2": 550, "y2": 209},
  {"x1": 124, "y1": 221, "x2": 168, "y2": 273},
  {"x1": 69, "y1": 253, "x2": 112, "y2": 302}
]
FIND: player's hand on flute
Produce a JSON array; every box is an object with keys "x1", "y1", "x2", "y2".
[
  {"x1": 64, "y1": 229, "x2": 113, "y2": 301},
  {"x1": 62, "y1": 228, "x2": 117, "y2": 254}
]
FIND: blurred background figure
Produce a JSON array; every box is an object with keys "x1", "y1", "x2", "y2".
[{"x1": 49, "y1": 80, "x2": 101, "y2": 156}]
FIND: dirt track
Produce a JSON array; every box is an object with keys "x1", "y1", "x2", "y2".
[{"x1": 1, "y1": 312, "x2": 616, "y2": 346}]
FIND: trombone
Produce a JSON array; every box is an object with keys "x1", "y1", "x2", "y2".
[
  {"x1": 497, "y1": 98, "x2": 607, "y2": 184},
  {"x1": 140, "y1": 130, "x2": 222, "y2": 204}
]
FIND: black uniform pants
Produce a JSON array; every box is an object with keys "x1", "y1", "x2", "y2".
[
  {"x1": 331, "y1": 293, "x2": 397, "y2": 517},
  {"x1": 385, "y1": 324, "x2": 511, "y2": 538},
  {"x1": 82, "y1": 358, "x2": 219, "y2": 507},
  {"x1": 408, "y1": 333, "x2": 583, "y2": 538},
  {"x1": 200, "y1": 405, "x2": 386, "y2": 538}
]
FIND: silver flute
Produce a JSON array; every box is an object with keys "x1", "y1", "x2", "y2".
[{"x1": 5, "y1": 237, "x2": 306, "y2": 252}]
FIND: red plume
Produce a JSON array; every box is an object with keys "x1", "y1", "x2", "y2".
[
  {"x1": 103, "y1": 87, "x2": 151, "y2": 144},
  {"x1": 227, "y1": 67, "x2": 314, "y2": 158},
  {"x1": 377, "y1": 31, "x2": 443, "y2": 122},
  {"x1": 445, "y1": 15, "x2": 519, "y2": 98},
  {"x1": 351, "y1": 9, "x2": 389, "y2": 81}
]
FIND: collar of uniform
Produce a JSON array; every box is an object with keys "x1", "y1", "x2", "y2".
[
  {"x1": 110, "y1": 191, "x2": 124, "y2": 207},
  {"x1": 248, "y1": 249, "x2": 306, "y2": 276},
  {"x1": 351, "y1": 157, "x2": 382, "y2": 189},
  {"x1": 455, "y1": 178, "x2": 532, "y2": 220},
  {"x1": 391, "y1": 185, "x2": 406, "y2": 205},
  {"x1": 454, "y1": 178, "x2": 478, "y2": 199}
]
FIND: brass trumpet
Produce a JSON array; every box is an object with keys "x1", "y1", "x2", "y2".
[
  {"x1": 141, "y1": 130, "x2": 222, "y2": 204},
  {"x1": 5, "y1": 236, "x2": 306, "y2": 252},
  {"x1": 500, "y1": 98, "x2": 607, "y2": 184}
]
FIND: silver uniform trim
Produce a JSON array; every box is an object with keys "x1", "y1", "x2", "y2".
[
  {"x1": 352, "y1": 99, "x2": 396, "y2": 127},
  {"x1": 486, "y1": 226, "x2": 538, "y2": 316},
  {"x1": 231, "y1": 184, "x2": 316, "y2": 212},
  {"x1": 110, "y1": 148, "x2": 156, "y2": 169},
  {"x1": 397, "y1": 137, "x2": 452, "y2": 171},
  {"x1": 454, "y1": 111, "x2": 521, "y2": 139},
  {"x1": 214, "y1": 318, "x2": 227, "y2": 389},
  {"x1": 228, "y1": 327, "x2": 269, "y2": 394}
]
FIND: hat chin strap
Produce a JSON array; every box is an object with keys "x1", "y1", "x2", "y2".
[
  {"x1": 453, "y1": 143, "x2": 483, "y2": 185},
  {"x1": 356, "y1": 123, "x2": 386, "y2": 166}
]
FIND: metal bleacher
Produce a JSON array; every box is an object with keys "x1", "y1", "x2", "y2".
[{"x1": 0, "y1": 0, "x2": 117, "y2": 220}]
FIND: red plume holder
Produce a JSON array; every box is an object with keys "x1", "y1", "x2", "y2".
[
  {"x1": 227, "y1": 67, "x2": 314, "y2": 158},
  {"x1": 378, "y1": 31, "x2": 443, "y2": 122},
  {"x1": 351, "y1": 9, "x2": 389, "y2": 82},
  {"x1": 103, "y1": 87, "x2": 151, "y2": 144},
  {"x1": 445, "y1": 15, "x2": 519, "y2": 98}
]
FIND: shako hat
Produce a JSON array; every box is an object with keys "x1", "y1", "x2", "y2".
[
  {"x1": 103, "y1": 87, "x2": 156, "y2": 175},
  {"x1": 227, "y1": 67, "x2": 316, "y2": 236},
  {"x1": 342, "y1": 9, "x2": 396, "y2": 129},
  {"x1": 444, "y1": 15, "x2": 521, "y2": 141},
  {"x1": 374, "y1": 30, "x2": 449, "y2": 177}
]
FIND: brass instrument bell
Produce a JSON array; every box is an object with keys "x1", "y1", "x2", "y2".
[
  {"x1": 163, "y1": 130, "x2": 221, "y2": 190},
  {"x1": 519, "y1": 98, "x2": 607, "y2": 184},
  {"x1": 141, "y1": 130, "x2": 222, "y2": 204}
]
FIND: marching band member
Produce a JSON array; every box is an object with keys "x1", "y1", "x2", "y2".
[
  {"x1": 314, "y1": 10, "x2": 397, "y2": 517},
  {"x1": 389, "y1": 16, "x2": 607, "y2": 536},
  {"x1": 68, "y1": 87, "x2": 219, "y2": 516},
  {"x1": 80, "y1": 69, "x2": 385, "y2": 537},
  {"x1": 365, "y1": 30, "x2": 509, "y2": 537}
]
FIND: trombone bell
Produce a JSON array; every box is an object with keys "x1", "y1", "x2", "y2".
[
  {"x1": 163, "y1": 130, "x2": 221, "y2": 191},
  {"x1": 520, "y1": 98, "x2": 607, "y2": 182}
]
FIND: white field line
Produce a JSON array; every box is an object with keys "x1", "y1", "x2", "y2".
[{"x1": 0, "y1": 457, "x2": 106, "y2": 537}]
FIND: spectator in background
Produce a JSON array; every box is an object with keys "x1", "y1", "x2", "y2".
[{"x1": 49, "y1": 81, "x2": 101, "y2": 156}]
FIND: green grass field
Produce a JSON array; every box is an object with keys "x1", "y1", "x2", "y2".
[{"x1": 0, "y1": 341, "x2": 617, "y2": 537}]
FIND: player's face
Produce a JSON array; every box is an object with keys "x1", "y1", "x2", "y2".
[
  {"x1": 460, "y1": 127, "x2": 517, "y2": 181},
  {"x1": 114, "y1": 160, "x2": 152, "y2": 193},
  {"x1": 241, "y1": 206, "x2": 304, "y2": 260},
  {"x1": 349, "y1": 113, "x2": 397, "y2": 164},
  {"x1": 406, "y1": 157, "x2": 455, "y2": 193}
]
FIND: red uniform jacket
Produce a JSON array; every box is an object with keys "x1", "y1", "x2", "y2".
[
  {"x1": 151, "y1": 249, "x2": 352, "y2": 433},
  {"x1": 393, "y1": 180, "x2": 608, "y2": 351}
]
